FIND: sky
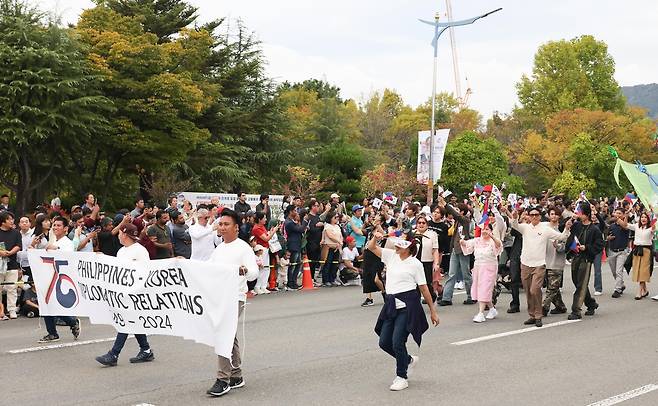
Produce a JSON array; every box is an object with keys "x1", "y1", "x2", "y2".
[{"x1": 39, "y1": 0, "x2": 658, "y2": 119}]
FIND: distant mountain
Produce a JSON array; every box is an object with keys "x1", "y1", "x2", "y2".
[{"x1": 622, "y1": 83, "x2": 658, "y2": 119}]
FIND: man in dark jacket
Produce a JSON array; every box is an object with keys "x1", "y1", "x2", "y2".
[
  {"x1": 234, "y1": 192, "x2": 251, "y2": 218},
  {"x1": 565, "y1": 201, "x2": 604, "y2": 320},
  {"x1": 284, "y1": 210, "x2": 307, "y2": 290}
]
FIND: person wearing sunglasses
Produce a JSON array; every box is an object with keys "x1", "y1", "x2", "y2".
[{"x1": 505, "y1": 205, "x2": 572, "y2": 327}]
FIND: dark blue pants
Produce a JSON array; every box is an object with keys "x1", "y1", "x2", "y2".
[
  {"x1": 44, "y1": 316, "x2": 76, "y2": 336},
  {"x1": 322, "y1": 248, "x2": 339, "y2": 284},
  {"x1": 287, "y1": 251, "x2": 302, "y2": 288},
  {"x1": 378, "y1": 308, "x2": 412, "y2": 379},
  {"x1": 110, "y1": 333, "x2": 150, "y2": 357}
]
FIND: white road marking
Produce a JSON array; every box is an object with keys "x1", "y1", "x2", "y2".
[
  {"x1": 585, "y1": 384, "x2": 658, "y2": 406},
  {"x1": 450, "y1": 319, "x2": 581, "y2": 346},
  {"x1": 7, "y1": 336, "x2": 132, "y2": 354},
  {"x1": 133, "y1": 404, "x2": 156, "y2": 406}
]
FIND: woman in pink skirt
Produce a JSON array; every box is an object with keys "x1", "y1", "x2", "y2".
[{"x1": 460, "y1": 221, "x2": 503, "y2": 323}]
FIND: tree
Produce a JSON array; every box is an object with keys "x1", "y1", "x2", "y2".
[
  {"x1": 517, "y1": 35, "x2": 625, "y2": 119},
  {"x1": 440, "y1": 132, "x2": 524, "y2": 197},
  {"x1": 360, "y1": 164, "x2": 424, "y2": 200},
  {"x1": 101, "y1": 0, "x2": 198, "y2": 43},
  {"x1": 515, "y1": 108, "x2": 657, "y2": 196},
  {"x1": 0, "y1": 0, "x2": 114, "y2": 214}
]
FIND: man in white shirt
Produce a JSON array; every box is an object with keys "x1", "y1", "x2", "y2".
[
  {"x1": 508, "y1": 207, "x2": 571, "y2": 327},
  {"x1": 38, "y1": 217, "x2": 80, "y2": 343},
  {"x1": 189, "y1": 208, "x2": 221, "y2": 261},
  {"x1": 96, "y1": 223, "x2": 155, "y2": 366},
  {"x1": 339, "y1": 236, "x2": 361, "y2": 285},
  {"x1": 206, "y1": 208, "x2": 258, "y2": 398},
  {"x1": 17, "y1": 216, "x2": 34, "y2": 279}
]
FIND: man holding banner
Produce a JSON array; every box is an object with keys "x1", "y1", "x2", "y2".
[{"x1": 207, "y1": 208, "x2": 258, "y2": 397}]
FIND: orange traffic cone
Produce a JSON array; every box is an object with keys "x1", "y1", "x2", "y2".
[
  {"x1": 268, "y1": 254, "x2": 278, "y2": 290},
  {"x1": 301, "y1": 256, "x2": 317, "y2": 290}
]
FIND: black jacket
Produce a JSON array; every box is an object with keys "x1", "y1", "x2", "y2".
[{"x1": 566, "y1": 221, "x2": 604, "y2": 262}]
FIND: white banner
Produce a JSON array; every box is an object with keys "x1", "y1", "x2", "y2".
[
  {"x1": 178, "y1": 192, "x2": 284, "y2": 220},
  {"x1": 416, "y1": 129, "x2": 450, "y2": 184},
  {"x1": 28, "y1": 250, "x2": 239, "y2": 358}
]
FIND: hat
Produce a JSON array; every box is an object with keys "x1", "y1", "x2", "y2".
[
  {"x1": 246, "y1": 210, "x2": 256, "y2": 217},
  {"x1": 249, "y1": 235, "x2": 256, "y2": 242},
  {"x1": 119, "y1": 223, "x2": 139, "y2": 240},
  {"x1": 71, "y1": 205, "x2": 82, "y2": 212},
  {"x1": 253, "y1": 244, "x2": 265, "y2": 252},
  {"x1": 345, "y1": 236, "x2": 356, "y2": 244},
  {"x1": 330, "y1": 193, "x2": 340, "y2": 199},
  {"x1": 352, "y1": 204, "x2": 364, "y2": 212},
  {"x1": 483, "y1": 185, "x2": 493, "y2": 193},
  {"x1": 393, "y1": 238, "x2": 412, "y2": 249}
]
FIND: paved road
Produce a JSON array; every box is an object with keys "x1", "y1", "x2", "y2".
[{"x1": 3, "y1": 263, "x2": 658, "y2": 406}]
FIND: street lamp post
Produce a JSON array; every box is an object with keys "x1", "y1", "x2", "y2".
[{"x1": 419, "y1": 7, "x2": 502, "y2": 204}]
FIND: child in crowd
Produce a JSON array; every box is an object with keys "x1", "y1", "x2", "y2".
[
  {"x1": 278, "y1": 251, "x2": 291, "y2": 290},
  {"x1": 253, "y1": 245, "x2": 270, "y2": 295}
]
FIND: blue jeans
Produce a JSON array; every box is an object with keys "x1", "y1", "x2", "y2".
[
  {"x1": 287, "y1": 251, "x2": 302, "y2": 288},
  {"x1": 378, "y1": 308, "x2": 412, "y2": 379},
  {"x1": 110, "y1": 333, "x2": 150, "y2": 357},
  {"x1": 593, "y1": 252, "x2": 603, "y2": 292},
  {"x1": 322, "y1": 248, "x2": 339, "y2": 284},
  {"x1": 441, "y1": 252, "x2": 472, "y2": 302},
  {"x1": 44, "y1": 316, "x2": 77, "y2": 336}
]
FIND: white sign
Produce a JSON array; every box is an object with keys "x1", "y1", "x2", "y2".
[
  {"x1": 372, "y1": 198, "x2": 383, "y2": 209},
  {"x1": 28, "y1": 250, "x2": 239, "y2": 358},
  {"x1": 417, "y1": 129, "x2": 450, "y2": 184},
  {"x1": 179, "y1": 192, "x2": 284, "y2": 220}
]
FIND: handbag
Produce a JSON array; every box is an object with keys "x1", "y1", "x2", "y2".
[
  {"x1": 269, "y1": 232, "x2": 282, "y2": 254},
  {"x1": 624, "y1": 250, "x2": 633, "y2": 274}
]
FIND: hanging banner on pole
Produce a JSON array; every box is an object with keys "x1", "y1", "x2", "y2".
[{"x1": 417, "y1": 129, "x2": 451, "y2": 184}]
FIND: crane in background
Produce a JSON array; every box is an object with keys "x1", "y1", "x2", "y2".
[{"x1": 445, "y1": 0, "x2": 472, "y2": 109}]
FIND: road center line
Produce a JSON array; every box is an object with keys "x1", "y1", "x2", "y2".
[
  {"x1": 585, "y1": 384, "x2": 658, "y2": 406},
  {"x1": 7, "y1": 336, "x2": 132, "y2": 354},
  {"x1": 450, "y1": 319, "x2": 581, "y2": 346}
]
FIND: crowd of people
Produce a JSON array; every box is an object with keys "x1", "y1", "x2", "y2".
[{"x1": 1, "y1": 186, "x2": 657, "y2": 393}]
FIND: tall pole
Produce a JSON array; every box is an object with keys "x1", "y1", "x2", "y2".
[
  {"x1": 418, "y1": 7, "x2": 502, "y2": 206},
  {"x1": 427, "y1": 12, "x2": 440, "y2": 206}
]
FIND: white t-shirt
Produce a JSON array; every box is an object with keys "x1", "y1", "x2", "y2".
[
  {"x1": 208, "y1": 238, "x2": 258, "y2": 302},
  {"x1": 339, "y1": 246, "x2": 359, "y2": 270},
  {"x1": 117, "y1": 242, "x2": 150, "y2": 261},
  {"x1": 627, "y1": 223, "x2": 653, "y2": 246},
  {"x1": 381, "y1": 248, "x2": 426, "y2": 309},
  {"x1": 189, "y1": 223, "x2": 218, "y2": 261},
  {"x1": 54, "y1": 236, "x2": 74, "y2": 252},
  {"x1": 417, "y1": 229, "x2": 439, "y2": 262}
]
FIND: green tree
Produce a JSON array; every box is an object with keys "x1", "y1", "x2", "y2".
[
  {"x1": 101, "y1": 0, "x2": 198, "y2": 43},
  {"x1": 0, "y1": 0, "x2": 113, "y2": 214},
  {"x1": 517, "y1": 35, "x2": 625, "y2": 119},
  {"x1": 440, "y1": 132, "x2": 524, "y2": 197}
]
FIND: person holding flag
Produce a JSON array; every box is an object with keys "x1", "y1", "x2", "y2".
[
  {"x1": 506, "y1": 206, "x2": 572, "y2": 327},
  {"x1": 565, "y1": 202, "x2": 604, "y2": 320}
]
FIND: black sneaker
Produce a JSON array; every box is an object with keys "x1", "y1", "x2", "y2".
[
  {"x1": 550, "y1": 307, "x2": 567, "y2": 314},
  {"x1": 507, "y1": 307, "x2": 520, "y2": 314},
  {"x1": 229, "y1": 377, "x2": 245, "y2": 389},
  {"x1": 463, "y1": 299, "x2": 477, "y2": 305},
  {"x1": 523, "y1": 318, "x2": 536, "y2": 325},
  {"x1": 129, "y1": 349, "x2": 155, "y2": 363},
  {"x1": 438, "y1": 300, "x2": 453, "y2": 306},
  {"x1": 584, "y1": 303, "x2": 599, "y2": 316},
  {"x1": 535, "y1": 319, "x2": 543, "y2": 328},
  {"x1": 71, "y1": 318, "x2": 81, "y2": 340},
  {"x1": 361, "y1": 298, "x2": 374, "y2": 307},
  {"x1": 207, "y1": 379, "x2": 231, "y2": 397},
  {"x1": 96, "y1": 353, "x2": 118, "y2": 367},
  {"x1": 38, "y1": 334, "x2": 60, "y2": 343},
  {"x1": 567, "y1": 313, "x2": 582, "y2": 320},
  {"x1": 611, "y1": 291, "x2": 622, "y2": 298}
]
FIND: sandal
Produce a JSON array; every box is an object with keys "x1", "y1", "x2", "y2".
[{"x1": 0, "y1": 315, "x2": 8, "y2": 321}]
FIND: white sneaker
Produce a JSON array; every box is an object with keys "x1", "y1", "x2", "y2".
[
  {"x1": 262, "y1": 288, "x2": 271, "y2": 294},
  {"x1": 407, "y1": 355, "x2": 419, "y2": 377},
  {"x1": 455, "y1": 281, "x2": 464, "y2": 290},
  {"x1": 594, "y1": 291, "x2": 602, "y2": 296},
  {"x1": 485, "y1": 308, "x2": 498, "y2": 320},
  {"x1": 389, "y1": 376, "x2": 409, "y2": 391},
  {"x1": 651, "y1": 294, "x2": 658, "y2": 301},
  {"x1": 9, "y1": 311, "x2": 17, "y2": 319},
  {"x1": 473, "y1": 312, "x2": 486, "y2": 323}
]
